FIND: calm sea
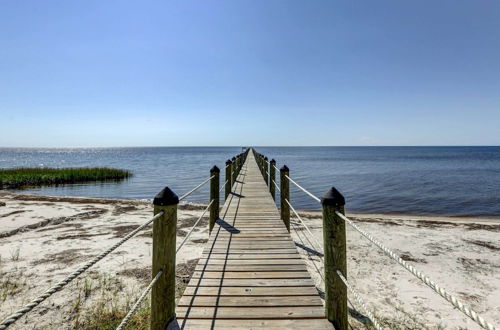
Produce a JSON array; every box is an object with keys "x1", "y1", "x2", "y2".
[{"x1": 1, "y1": 147, "x2": 499, "y2": 217}]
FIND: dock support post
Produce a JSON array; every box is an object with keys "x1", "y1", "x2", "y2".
[
  {"x1": 209, "y1": 166, "x2": 220, "y2": 232},
  {"x1": 152, "y1": 187, "x2": 178, "y2": 330},
  {"x1": 280, "y1": 165, "x2": 290, "y2": 232},
  {"x1": 264, "y1": 157, "x2": 269, "y2": 185},
  {"x1": 270, "y1": 159, "x2": 276, "y2": 200},
  {"x1": 321, "y1": 187, "x2": 347, "y2": 330},
  {"x1": 225, "y1": 159, "x2": 232, "y2": 200}
]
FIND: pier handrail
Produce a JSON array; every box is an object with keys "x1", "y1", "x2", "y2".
[
  {"x1": 179, "y1": 175, "x2": 214, "y2": 201},
  {"x1": 285, "y1": 174, "x2": 321, "y2": 203},
  {"x1": 284, "y1": 198, "x2": 323, "y2": 254},
  {"x1": 255, "y1": 149, "x2": 498, "y2": 330},
  {"x1": 176, "y1": 200, "x2": 213, "y2": 253},
  {"x1": 147, "y1": 149, "x2": 249, "y2": 329},
  {"x1": 0, "y1": 211, "x2": 165, "y2": 330},
  {"x1": 335, "y1": 210, "x2": 497, "y2": 330},
  {"x1": 118, "y1": 200, "x2": 215, "y2": 329},
  {"x1": 336, "y1": 270, "x2": 382, "y2": 330},
  {"x1": 116, "y1": 270, "x2": 163, "y2": 330}
]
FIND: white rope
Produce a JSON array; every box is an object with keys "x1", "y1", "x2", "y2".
[
  {"x1": 220, "y1": 180, "x2": 228, "y2": 192},
  {"x1": 285, "y1": 175, "x2": 321, "y2": 203},
  {"x1": 176, "y1": 200, "x2": 213, "y2": 253},
  {"x1": 115, "y1": 270, "x2": 163, "y2": 330},
  {"x1": 272, "y1": 179, "x2": 280, "y2": 192},
  {"x1": 336, "y1": 211, "x2": 498, "y2": 330},
  {"x1": 336, "y1": 270, "x2": 382, "y2": 330},
  {"x1": 0, "y1": 211, "x2": 164, "y2": 330},
  {"x1": 285, "y1": 199, "x2": 323, "y2": 254},
  {"x1": 290, "y1": 216, "x2": 325, "y2": 284},
  {"x1": 179, "y1": 175, "x2": 214, "y2": 201}
]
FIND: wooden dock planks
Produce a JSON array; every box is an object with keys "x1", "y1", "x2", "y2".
[{"x1": 175, "y1": 151, "x2": 331, "y2": 329}]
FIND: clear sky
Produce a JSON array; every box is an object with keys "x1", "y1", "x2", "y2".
[{"x1": 0, "y1": 1, "x2": 499, "y2": 147}]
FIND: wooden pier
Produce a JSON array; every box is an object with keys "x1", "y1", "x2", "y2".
[{"x1": 175, "y1": 150, "x2": 331, "y2": 328}]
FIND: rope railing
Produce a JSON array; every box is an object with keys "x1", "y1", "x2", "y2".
[
  {"x1": 176, "y1": 200, "x2": 213, "y2": 253},
  {"x1": 336, "y1": 211, "x2": 497, "y2": 330},
  {"x1": 272, "y1": 179, "x2": 280, "y2": 192},
  {"x1": 267, "y1": 159, "x2": 497, "y2": 330},
  {"x1": 336, "y1": 270, "x2": 382, "y2": 330},
  {"x1": 287, "y1": 197, "x2": 379, "y2": 329},
  {"x1": 116, "y1": 270, "x2": 163, "y2": 330},
  {"x1": 285, "y1": 174, "x2": 321, "y2": 203},
  {"x1": 179, "y1": 175, "x2": 214, "y2": 201},
  {"x1": 220, "y1": 179, "x2": 228, "y2": 192},
  {"x1": 290, "y1": 217, "x2": 326, "y2": 284},
  {"x1": 285, "y1": 199, "x2": 323, "y2": 254},
  {"x1": 0, "y1": 211, "x2": 164, "y2": 330}
]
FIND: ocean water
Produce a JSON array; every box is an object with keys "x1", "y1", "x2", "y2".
[{"x1": 1, "y1": 147, "x2": 499, "y2": 217}]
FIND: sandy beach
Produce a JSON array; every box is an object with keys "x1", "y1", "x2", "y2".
[{"x1": 0, "y1": 192, "x2": 498, "y2": 329}]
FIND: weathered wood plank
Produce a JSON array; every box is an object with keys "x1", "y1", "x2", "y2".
[
  {"x1": 187, "y1": 278, "x2": 315, "y2": 287},
  {"x1": 176, "y1": 306, "x2": 325, "y2": 319},
  {"x1": 177, "y1": 295, "x2": 323, "y2": 307},
  {"x1": 181, "y1": 286, "x2": 320, "y2": 296},
  {"x1": 173, "y1": 318, "x2": 332, "y2": 329},
  {"x1": 190, "y1": 271, "x2": 310, "y2": 279}
]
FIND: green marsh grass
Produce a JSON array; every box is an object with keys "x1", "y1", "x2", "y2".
[{"x1": 0, "y1": 167, "x2": 132, "y2": 189}]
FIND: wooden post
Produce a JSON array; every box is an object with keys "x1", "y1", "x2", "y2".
[
  {"x1": 321, "y1": 187, "x2": 347, "y2": 330},
  {"x1": 264, "y1": 157, "x2": 269, "y2": 185},
  {"x1": 209, "y1": 166, "x2": 220, "y2": 232},
  {"x1": 225, "y1": 159, "x2": 232, "y2": 200},
  {"x1": 232, "y1": 156, "x2": 237, "y2": 183},
  {"x1": 280, "y1": 165, "x2": 290, "y2": 232},
  {"x1": 270, "y1": 159, "x2": 276, "y2": 200},
  {"x1": 152, "y1": 187, "x2": 178, "y2": 330}
]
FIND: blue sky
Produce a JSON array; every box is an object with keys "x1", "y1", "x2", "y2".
[{"x1": 1, "y1": 0, "x2": 499, "y2": 147}]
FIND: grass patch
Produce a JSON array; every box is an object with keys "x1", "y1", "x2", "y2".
[
  {"x1": 0, "y1": 167, "x2": 131, "y2": 189},
  {"x1": 68, "y1": 260, "x2": 199, "y2": 330},
  {"x1": 0, "y1": 257, "x2": 28, "y2": 302}
]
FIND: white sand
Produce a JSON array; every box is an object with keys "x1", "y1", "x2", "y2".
[
  {"x1": 0, "y1": 193, "x2": 208, "y2": 329},
  {"x1": 292, "y1": 210, "x2": 500, "y2": 329},
  {"x1": 0, "y1": 193, "x2": 498, "y2": 329}
]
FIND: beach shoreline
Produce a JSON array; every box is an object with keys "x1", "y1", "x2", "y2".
[{"x1": 0, "y1": 192, "x2": 498, "y2": 329}]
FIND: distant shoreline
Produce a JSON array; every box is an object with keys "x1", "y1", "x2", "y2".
[{"x1": 2, "y1": 191, "x2": 500, "y2": 221}]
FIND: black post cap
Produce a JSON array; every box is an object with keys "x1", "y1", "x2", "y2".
[
  {"x1": 232, "y1": 157, "x2": 236, "y2": 161},
  {"x1": 210, "y1": 165, "x2": 220, "y2": 173},
  {"x1": 264, "y1": 157, "x2": 268, "y2": 160},
  {"x1": 321, "y1": 187, "x2": 345, "y2": 207},
  {"x1": 153, "y1": 187, "x2": 179, "y2": 206},
  {"x1": 270, "y1": 159, "x2": 276, "y2": 163},
  {"x1": 226, "y1": 159, "x2": 232, "y2": 165},
  {"x1": 280, "y1": 165, "x2": 289, "y2": 172}
]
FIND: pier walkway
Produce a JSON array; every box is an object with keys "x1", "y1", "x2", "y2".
[{"x1": 176, "y1": 151, "x2": 331, "y2": 328}]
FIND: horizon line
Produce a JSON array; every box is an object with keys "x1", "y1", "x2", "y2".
[{"x1": 1, "y1": 145, "x2": 500, "y2": 149}]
